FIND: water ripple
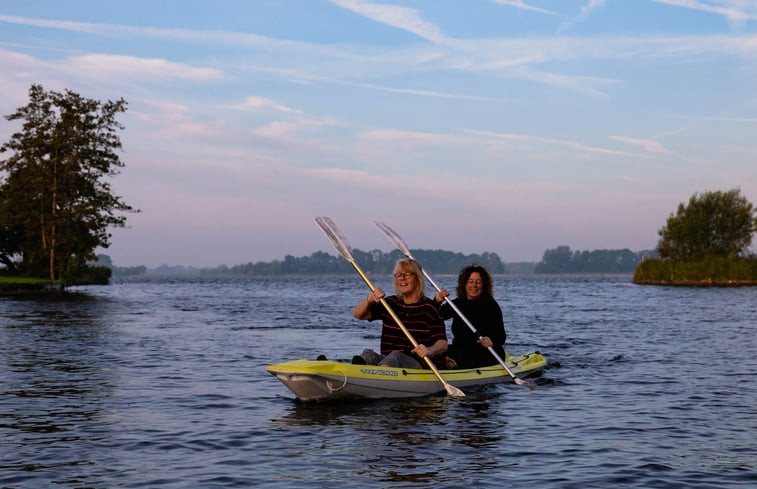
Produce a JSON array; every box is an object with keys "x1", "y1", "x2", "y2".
[{"x1": 1, "y1": 275, "x2": 755, "y2": 488}]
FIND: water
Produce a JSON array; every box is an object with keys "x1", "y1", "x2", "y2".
[{"x1": 1, "y1": 275, "x2": 755, "y2": 488}]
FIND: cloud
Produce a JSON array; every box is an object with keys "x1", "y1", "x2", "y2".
[
  {"x1": 0, "y1": 14, "x2": 307, "y2": 50},
  {"x1": 360, "y1": 128, "x2": 465, "y2": 146},
  {"x1": 468, "y1": 129, "x2": 649, "y2": 159},
  {"x1": 609, "y1": 135, "x2": 675, "y2": 155},
  {"x1": 654, "y1": 0, "x2": 757, "y2": 23},
  {"x1": 489, "y1": 0, "x2": 557, "y2": 15},
  {"x1": 224, "y1": 95, "x2": 335, "y2": 140},
  {"x1": 328, "y1": 0, "x2": 447, "y2": 44},
  {"x1": 129, "y1": 98, "x2": 191, "y2": 124},
  {"x1": 227, "y1": 96, "x2": 306, "y2": 115},
  {"x1": 696, "y1": 115, "x2": 757, "y2": 122},
  {"x1": 4, "y1": 12, "x2": 757, "y2": 102},
  {"x1": 0, "y1": 14, "x2": 109, "y2": 34},
  {"x1": 559, "y1": 0, "x2": 607, "y2": 32},
  {"x1": 306, "y1": 166, "x2": 527, "y2": 215},
  {"x1": 252, "y1": 121, "x2": 306, "y2": 139},
  {"x1": 63, "y1": 54, "x2": 225, "y2": 81},
  {"x1": 308, "y1": 167, "x2": 391, "y2": 187},
  {"x1": 512, "y1": 66, "x2": 616, "y2": 99},
  {"x1": 333, "y1": 79, "x2": 509, "y2": 102},
  {"x1": 0, "y1": 47, "x2": 225, "y2": 111},
  {"x1": 651, "y1": 126, "x2": 690, "y2": 139}
]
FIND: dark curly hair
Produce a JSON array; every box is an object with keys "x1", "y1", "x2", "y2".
[{"x1": 455, "y1": 264, "x2": 493, "y2": 298}]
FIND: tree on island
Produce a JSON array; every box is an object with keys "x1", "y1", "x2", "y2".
[
  {"x1": 657, "y1": 188, "x2": 756, "y2": 261},
  {"x1": 635, "y1": 188, "x2": 757, "y2": 285},
  {"x1": 0, "y1": 84, "x2": 138, "y2": 284}
]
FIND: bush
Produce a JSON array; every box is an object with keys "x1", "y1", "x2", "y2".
[{"x1": 66, "y1": 265, "x2": 112, "y2": 286}]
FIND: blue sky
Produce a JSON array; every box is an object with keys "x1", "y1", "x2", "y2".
[{"x1": 1, "y1": 0, "x2": 756, "y2": 267}]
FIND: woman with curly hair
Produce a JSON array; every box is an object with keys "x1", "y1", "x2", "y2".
[{"x1": 435, "y1": 264, "x2": 506, "y2": 369}]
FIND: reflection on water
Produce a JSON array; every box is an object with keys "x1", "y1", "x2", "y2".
[
  {"x1": 1, "y1": 293, "x2": 120, "y2": 489},
  {"x1": 274, "y1": 393, "x2": 510, "y2": 486}
]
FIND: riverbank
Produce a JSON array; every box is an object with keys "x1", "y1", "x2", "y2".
[
  {"x1": 0, "y1": 277, "x2": 63, "y2": 295},
  {"x1": 633, "y1": 257, "x2": 757, "y2": 286},
  {"x1": 633, "y1": 278, "x2": 757, "y2": 286}
]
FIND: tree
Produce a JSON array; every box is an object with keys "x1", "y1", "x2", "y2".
[
  {"x1": 0, "y1": 84, "x2": 138, "y2": 281},
  {"x1": 534, "y1": 245, "x2": 573, "y2": 273},
  {"x1": 657, "y1": 188, "x2": 757, "y2": 261}
]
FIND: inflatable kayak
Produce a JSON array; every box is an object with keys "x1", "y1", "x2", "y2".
[{"x1": 266, "y1": 351, "x2": 546, "y2": 401}]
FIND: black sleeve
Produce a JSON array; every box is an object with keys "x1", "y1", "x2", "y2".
[
  {"x1": 486, "y1": 297, "x2": 506, "y2": 346},
  {"x1": 438, "y1": 300, "x2": 454, "y2": 320}
]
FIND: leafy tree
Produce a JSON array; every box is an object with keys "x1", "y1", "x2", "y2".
[
  {"x1": 657, "y1": 188, "x2": 757, "y2": 261},
  {"x1": 0, "y1": 186, "x2": 21, "y2": 273},
  {"x1": 0, "y1": 227, "x2": 22, "y2": 273},
  {"x1": 534, "y1": 245, "x2": 573, "y2": 273},
  {"x1": 0, "y1": 84, "x2": 137, "y2": 282}
]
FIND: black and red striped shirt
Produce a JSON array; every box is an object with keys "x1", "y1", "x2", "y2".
[{"x1": 368, "y1": 295, "x2": 447, "y2": 356}]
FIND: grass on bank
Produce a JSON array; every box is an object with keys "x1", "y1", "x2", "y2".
[
  {"x1": 0, "y1": 275, "x2": 59, "y2": 285},
  {"x1": 634, "y1": 256, "x2": 757, "y2": 285},
  {"x1": 0, "y1": 275, "x2": 63, "y2": 294},
  {"x1": 0, "y1": 264, "x2": 111, "y2": 288}
]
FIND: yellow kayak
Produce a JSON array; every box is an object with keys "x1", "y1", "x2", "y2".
[{"x1": 267, "y1": 351, "x2": 546, "y2": 401}]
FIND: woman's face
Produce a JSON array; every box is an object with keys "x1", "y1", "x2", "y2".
[
  {"x1": 394, "y1": 270, "x2": 417, "y2": 295},
  {"x1": 465, "y1": 272, "x2": 483, "y2": 300}
]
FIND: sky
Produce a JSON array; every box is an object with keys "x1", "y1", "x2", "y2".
[{"x1": 1, "y1": 0, "x2": 756, "y2": 267}]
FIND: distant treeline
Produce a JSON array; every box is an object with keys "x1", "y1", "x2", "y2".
[
  {"x1": 108, "y1": 249, "x2": 507, "y2": 277},
  {"x1": 105, "y1": 246, "x2": 654, "y2": 277},
  {"x1": 535, "y1": 245, "x2": 656, "y2": 274}
]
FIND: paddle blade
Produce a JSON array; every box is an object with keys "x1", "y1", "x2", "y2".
[
  {"x1": 315, "y1": 217, "x2": 354, "y2": 261},
  {"x1": 514, "y1": 377, "x2": 538, "y2": 389},
  {"x1": 372, "y1": 221, "x2": 413, "y2": 258},
  {"x1": 445, "y1": 383, "x2": 465, "y2": 397}
]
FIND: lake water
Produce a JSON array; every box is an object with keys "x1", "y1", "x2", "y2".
[{"x1": 1, "y1": 274, "x2": 755, "y2": 488}]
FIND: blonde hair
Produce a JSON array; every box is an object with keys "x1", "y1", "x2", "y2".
[{"x1": 393, "y1": 258, "x2": 425, "y2": 296}]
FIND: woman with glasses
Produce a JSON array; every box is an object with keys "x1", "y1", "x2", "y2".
[
  {"x1": 351, "y1": 258, "x2": 448, "y2": 369},
  {"x1": 434, "y1": 264, "x2": 506, "y2": 369}
]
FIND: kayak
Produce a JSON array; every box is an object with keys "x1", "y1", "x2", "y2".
[{"x1": 266, "y1": 351, "x2": 546, "y2": 401}]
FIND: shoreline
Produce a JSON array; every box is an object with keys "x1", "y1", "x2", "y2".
[
  {"x1": 633, "y1": 279, "x2": 757, "y2": 287},
  {"x1": 0, "y1": 281, "x2": 64, "y2": 295}
]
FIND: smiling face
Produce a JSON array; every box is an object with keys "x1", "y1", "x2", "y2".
[
  {"x1": 394, "y1": 270, "x2": 416, "y2": 295},
  {"x1": 392, "y1": 258, "x2": 424, "y2": 301},
  {"x1": 456, "y1": 265, "x2": 493, "y2": 300},
  {"x1": 465, "y1": 272, "x2": 484, "y2": 300}
]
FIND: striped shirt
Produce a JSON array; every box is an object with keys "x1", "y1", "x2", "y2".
[{"x1": 368, "y1": 295, "x2": 447, "y2": 356}]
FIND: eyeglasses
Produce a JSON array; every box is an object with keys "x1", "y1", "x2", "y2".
[{"x1": 393, "y1": 272, "x2": 413, "y2": 280}]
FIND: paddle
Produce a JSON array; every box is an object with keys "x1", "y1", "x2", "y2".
[
  {"x1": 315, "y1": 216, "x2": 465, "y2": 398},
  {"x1": 372, "y1": 220, "x2": 537, "y2": 389}
]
